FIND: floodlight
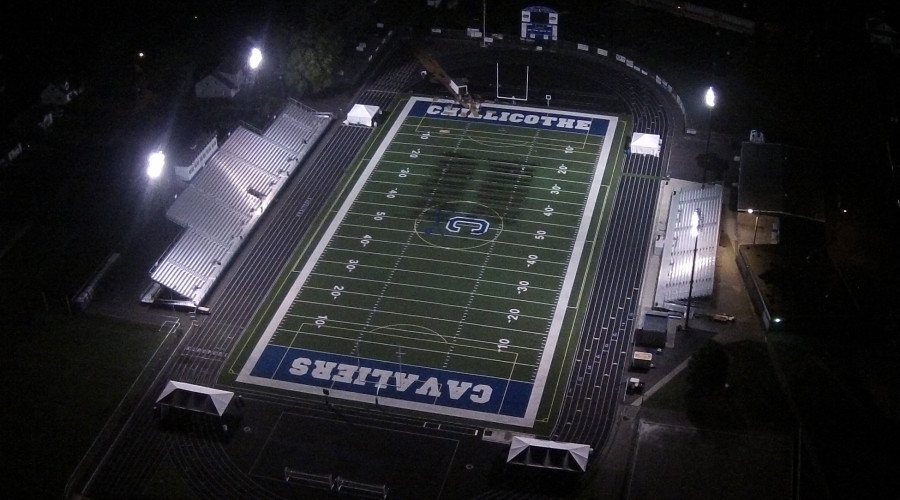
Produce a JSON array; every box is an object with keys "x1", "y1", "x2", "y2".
[
  {"x1": 705, "y1": 87, "x2": 716, "y2": 108},
  {"x1": 690, "y1": 209, "x2": 700, "y2": 238},
  {"x1": 147, "y1": 151, "x2": 165, "y2": 179},
  {"x1": 249, "y1": 47, "x2": 262, "y2": 70},
  {"x1": 747, "y1": 208, "x2": 754, "y2": 214}
]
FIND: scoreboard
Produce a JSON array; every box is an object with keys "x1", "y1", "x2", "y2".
[{"x1": 521, "y1": 6, "x2": 558, "y2": 41}]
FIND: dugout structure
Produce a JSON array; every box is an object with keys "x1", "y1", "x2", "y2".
[{"x1": 230, "y1": 96, "x2": 627, "y2": 427}]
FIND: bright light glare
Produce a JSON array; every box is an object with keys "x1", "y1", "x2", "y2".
[
  {"x1": 147, "y1": 151, "x2": 165, "y2": 179},
  {"x1": 705, "y1": 87, "x2": 716, "y2": 108},
  {"x1": 690, "y1": 209, "x2": 700, "y2": 238},
  {"x1": 773, "y1": 317, "x2": 783, "y2": 323},
  {"x1": 747, "y1": 208, "x2": 754, "y2": 214},
  {"x1": 249, "y1": 47, "x2": 262, "y2": 70}
]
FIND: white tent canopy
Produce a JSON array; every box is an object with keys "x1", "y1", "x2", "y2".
[
  {"x1": 507, "y1": 436, "x2": 591, "y2": 472},
  {"x1": 156, "y1": 381, "x2": 234, "y2": 417},
  {"x1": 345, "y1": 104, "x2": 380, "y2": 127},
  {"x1": 631, "y1": 133, "x2": 661, "y2": 156}
]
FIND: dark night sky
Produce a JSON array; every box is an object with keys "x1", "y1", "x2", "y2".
[{"x1": 2, "y1": 1, "x2": 898, "y2": 308}]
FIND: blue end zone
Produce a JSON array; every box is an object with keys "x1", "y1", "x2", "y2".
[
  {"x1": 251, "y1": 345, "x2": 532, "y2": 418},
  {"x1": 409, "y1": 99, "x2": 610, "y2": 136}
]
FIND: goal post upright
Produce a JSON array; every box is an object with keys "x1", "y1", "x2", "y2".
[{"x1": 496, "y1": 63, "x2": 530, "y2": 102}]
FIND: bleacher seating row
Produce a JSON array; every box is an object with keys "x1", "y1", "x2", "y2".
[
  {"x1": 150, "y1": 101, "x2": 330, "y2": 303},
  {"x1": 659, "y1": 184, "x2": 723, "y2": 304}
]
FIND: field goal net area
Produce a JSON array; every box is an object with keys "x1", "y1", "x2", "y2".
[{"x1": 233, "y1": 96, "x2": 624, "y2": 427}]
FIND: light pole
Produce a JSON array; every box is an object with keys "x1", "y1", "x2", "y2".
[
  {"x1": 684, "y1": 209, "x2": 701, "y2": 332},
  {"x1": 703, "y1": 86, "x2": 716, "y2": 187},
  {"x1": 749, "y1": 208, "x2": 759, "y2": 244}
]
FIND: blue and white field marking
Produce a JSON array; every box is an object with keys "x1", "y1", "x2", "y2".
[{"x1": 237, "y1": 97, "x2": 619, "y2": 426}]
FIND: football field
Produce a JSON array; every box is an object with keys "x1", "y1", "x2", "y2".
[{"x1": 234, "y1": 96, "x2": 624, "y2": 426}]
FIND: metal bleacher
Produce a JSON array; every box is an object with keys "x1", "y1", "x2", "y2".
[
  {"x1": 656, "y1": 184, "x2": 723, "y2": 306},
  {"x1": 150, "y1": 101, "x2": 331, "y2": 304}
]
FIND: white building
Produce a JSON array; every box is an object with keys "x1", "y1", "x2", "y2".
[{"x1": 174, "y1": 132, "x2": 218, "y2": 182}]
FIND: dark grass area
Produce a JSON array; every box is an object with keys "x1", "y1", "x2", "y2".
[
  {"x1": 0, "y1": 314, "x2": 164, "y2": 498},
  {"x1": 769, "y1": 333, "x2": 900, "y2": 498},
  {"x1": 142, "y1": 459, "x2": 196, "y2": 499},
  {"x1": 644, "y1": 336, "x2": 900, "y2": 497},
  {"x1": 643, "y1": 340, "x2": 794, "y2": 432}
]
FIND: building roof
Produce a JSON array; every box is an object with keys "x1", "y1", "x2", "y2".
[{"x1": 173, "y1": 131, "x2": 217, "y2": 167}]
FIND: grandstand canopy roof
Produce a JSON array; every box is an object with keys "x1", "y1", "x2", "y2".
[
  {"x1": 507, "y1": 436, "x2": 591, "y2": 472},
  {"x1": 738, "y1": 142, "x2": 824, "y2": 222},
  {"x1": 156, "y1": 381, "x2": 234, "y2": 417}
]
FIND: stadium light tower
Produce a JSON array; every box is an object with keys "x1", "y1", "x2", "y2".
[
  {"x1": 248, "y1": 47, "x2": 262, "y2": 70},
  {"x1": 748, "y1": 208, "x2": 760, "y2": 244},
  {"x1": 702, "y1": 86, "x2": 716, "y2": 187},
  {"x1": 684, "y1": 209, "x2": 701, "y2": 332},
  {"x1": 146, "y1": 151, "x2": 165, "y2": 179}
]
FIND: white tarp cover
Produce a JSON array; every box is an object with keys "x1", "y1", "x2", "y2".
[
  {"x1": 156, "y1": 381, "x2": 234, "y2": 417},
  {"x1": 346, "y1": 104, "x2": 380, "y2": 127},
  {"x1": 631, "y1": 133, "x2": 661, "y2": 156},
  {"x1": 507, "y1": 436, "x2": 591, "y2": 472}
]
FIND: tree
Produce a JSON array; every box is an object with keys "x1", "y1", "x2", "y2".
[
  {"x1": 695, "y1": 152, "x2": 728, "y2": 182},
  {"x1": 684, "y1": 340, "x2": 733, "y2": 428},
  {"x1": 687, "y1": 340, "x2": 730, "y2": 395},
  {"x1": 283, "y1": 26, "x2": 343, "y2": 97}
]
